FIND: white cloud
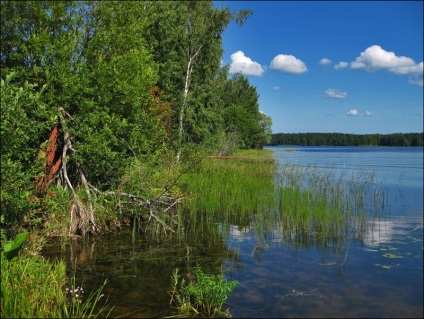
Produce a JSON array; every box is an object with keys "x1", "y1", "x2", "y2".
[
  {"x1": 335, "y1": 61, "x2": 348, "y2": 70},
  {"x1": 320, "y1": 58, "x2": 332, "y2": 65},
  {"x1": 350, "y1": 45, "x2": 423, "y2": 86},
  {"x1": 270, "y1": 54, "x2": 307, "y2": 74},
  {"x1": 325, "y1": 89, "x2": 347, "y2": 99},
  {"x1": 347, "y1": 109, "x2": 359, "y2": 116},
  {"x1": 407, "y1": 62, "x2": 423, "y2": 86},
  {"x1": 351, "y1": 45, "x2": 417, "y2": 72},
  {"x1": 229, "y1": 51, "x2": 265, "y2": 76},
  {"x1": 365, "y1": 110, "x2": 372, "y2": 116},
  {"x1": 273, "y1": 86, "x2": 281, "y2": 91}
]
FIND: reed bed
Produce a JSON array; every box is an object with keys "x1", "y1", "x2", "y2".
[
  {"x1": 181, "y1": 158, "x2": 276, "y2": 223},
  {"x1": 180, "y1": 151, "x2": 385, "y2": 243}
]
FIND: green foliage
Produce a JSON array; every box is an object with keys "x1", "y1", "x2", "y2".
[
  {"x1": 220, "y1": 74, "x2": 270, "y2": 149},
  {"x1": 1, "y1": 72, "x2": 53, "y2": 236},
  {"x1": 2, "y1": 232, "x2": 28, "y2": 260},
  {"x1": 0, "y1": 0, "x2": 267, "y2": 238},
  {"x1": 0, "y1": 252, "x2": 111, "y2": 318},
  {"x1": 270, "y1": 132, "x2": 423, "y2": 146},
  {"x1": 169, "y1": 265, "x2": 238, "y2": 318}
]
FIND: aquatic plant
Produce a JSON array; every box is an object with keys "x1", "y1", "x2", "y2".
[
  {"x1": 274, "y1": 163, "x2": 384, "y2": 240},
  {"x1": 180, "y1": 149, "x2": 386, "y2": 244},
  {"x1": 169, "y1": 265, "x2": 238, "y2": 318},
  {"x1": 0, "y1": 238, "x2": 112, "y2": 318}
]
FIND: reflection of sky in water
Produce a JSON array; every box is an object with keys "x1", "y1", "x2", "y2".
[
  {"x1": 269, "y1": 146, "x2": 423, "y2": 218},
  {"x1": 268, "y1": 146, "x2": 423, "y2": 189},
  {"x1": 224, "y1": 148, "x2": 423, "y2": 317},
  {"x1": 363, "y1": 218, "x2": 422, "y2": 248}
]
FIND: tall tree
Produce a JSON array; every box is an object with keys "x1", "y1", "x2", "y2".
[{"x1": 162, "y1": 1, "x2": 251, "y2": 160}]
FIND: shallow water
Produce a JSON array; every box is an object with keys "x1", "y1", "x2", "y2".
[{"x1": 43, "y1": 146, "x2": 423, "y2": 318}]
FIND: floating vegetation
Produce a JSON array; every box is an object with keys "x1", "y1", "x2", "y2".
[
  {"x1": 281, "y1": 288, "x2": 324, "y2": 301},
  {"x1": 383, "y1": 253, "x2": 404, "y2": 259},
  {"x1": 375, "y1": 264, "x2": 393, "y2": 269}
]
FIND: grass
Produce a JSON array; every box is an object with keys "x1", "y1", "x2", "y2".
[
  {"x1": 180, "y1": 149, "x2": 385, "y2": 242},
  {"x1": 180, "y1": 153, "x2": 277, "y2": 224},
  {"x1": 0, "y1": 251, "x2": 112, "y2": 318}
]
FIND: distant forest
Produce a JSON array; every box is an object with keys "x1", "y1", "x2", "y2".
[{"x1": 269, "y1": 132, "x2": 423, "y2": 147}]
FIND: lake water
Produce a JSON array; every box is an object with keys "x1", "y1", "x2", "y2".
[
  {"x1": 43, "y1": 146, "x2": 423, "y2": 318},
  {"x1": 225, "y1": 146, "x2": 423, "y2": 318}
]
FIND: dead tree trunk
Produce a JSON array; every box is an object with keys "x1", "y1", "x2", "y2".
[{"x1": 59, "y1": 107, "x2": 100, "y2": 236}]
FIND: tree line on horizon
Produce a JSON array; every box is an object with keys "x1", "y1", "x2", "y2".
[{"x1": 269, "y1": 132, "x2": 423, "y2": 147}]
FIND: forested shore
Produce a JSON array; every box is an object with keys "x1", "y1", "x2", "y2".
[
  {"x1": 270, "y1": 132, "x2": 423, "y2": 147},
  {"x1": 1, "y1": 1, "x2": 274, "y2": 241},
  {"x1": 1, "y1": 2, "x2": 273, "y2": 315}
]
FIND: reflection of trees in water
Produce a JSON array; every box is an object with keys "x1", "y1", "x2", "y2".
[{"x1": 42, "y1": 225, "x2": 237, "y2": 317}]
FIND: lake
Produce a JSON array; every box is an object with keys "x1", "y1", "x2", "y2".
[
  {"x1": 43, "y1": 146, "x2": 423, "y2": 318},
  {"x1": 224, "y1": 146, "x2": 423, "y2": 318}
]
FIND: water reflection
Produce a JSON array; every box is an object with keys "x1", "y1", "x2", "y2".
[{"x1": 42, "y1": 147, "x2": 422, "y2": 318}]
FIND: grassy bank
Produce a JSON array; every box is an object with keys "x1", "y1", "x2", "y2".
[{"x1": 1, "y1": 235, "x2": 112, "y2": 318}]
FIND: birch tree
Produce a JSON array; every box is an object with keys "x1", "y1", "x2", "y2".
[{"x1": 175, "y1": 1, "x2": 251, "y2": 161}]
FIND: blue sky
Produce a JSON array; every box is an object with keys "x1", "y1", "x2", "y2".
[{"x1": 215, "y1": 1, "x2": 423, "y2": 134}]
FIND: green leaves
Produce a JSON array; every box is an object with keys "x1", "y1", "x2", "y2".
[
  {"x1": 3, "y1": 232, "x2": 28, "y2": 259},
  {"x1": 169, "y1": 264, "x2": 239, "y2": 317}
]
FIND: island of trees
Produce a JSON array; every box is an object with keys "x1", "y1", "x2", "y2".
[{"x1": 270, "y1": 132, "x2": 423, "y2": 147}]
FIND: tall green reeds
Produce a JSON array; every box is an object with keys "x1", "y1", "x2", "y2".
[
  {"x1": 1, "y1": 253, "x2": 111, "y2": 318},
  {"x1": 275, "y1": 164, "x2": 384, "y2": 240},
  {"x1": 181, "y1": 157, "x2": 276, "y2": 224},
  {"x1": 180, "y1": 150, "x2": 385, "y2": 243}
]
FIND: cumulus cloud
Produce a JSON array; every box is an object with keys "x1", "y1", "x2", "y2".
[
  {"x1": 335, "y1": 61, "x2": 348, "y2": 70},
  {"x1": 408, "y1": 62, "x2": 423, "y2": 86},
  {"x1": 365, "y1": 110, "x2": 372, "y2": 116},
  {"x1": 270, "y1": 54, "x2": 307, "y2": 74},
  {"x1": 350, "y1": 45, "x2": 423, "y2": 86},
  {"x1": 320, "y1": 58, "x2": 332, "y2": 65},
  {"x1": 273, "y1": 86, "x2": 281, "y2": 91},
  {"x1": 347, "y1": 109, "x2": 359, "y2": 116},
  {"x1": 325, "y1": 89, "x2": 347, "y2": 99},
  {"x1": 229, "y1": 51, "x2": 265, "y2": 76},
  {"x1": 351, "y1": 45, "x2": 415, "y2": 71}
]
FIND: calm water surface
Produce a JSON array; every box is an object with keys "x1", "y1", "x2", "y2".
[
  {"x1": 225, "y1": 146, "x2": 423, "y2": 318},
  {"x1": 43, "y1": 146, "x2": 423, "y2": 318}
]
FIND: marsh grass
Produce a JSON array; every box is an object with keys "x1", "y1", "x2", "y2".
[
  {"x1": 181, "y1": 150, "x2": 385, "y2": 242},
  {"x1": 0, "y1": 253, "x2": 111, "y2": 318},
  {"x1": 181, "y1": 157, "x2": 276, "y2": 223}
]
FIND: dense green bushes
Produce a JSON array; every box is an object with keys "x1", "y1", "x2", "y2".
[{"x1": 0, "y1": 1, "x2": 272, "y2": 239}]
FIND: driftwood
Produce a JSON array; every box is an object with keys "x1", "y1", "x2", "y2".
[{"x1": 87, "y1": 181, "x2": 183, "y2": 234}]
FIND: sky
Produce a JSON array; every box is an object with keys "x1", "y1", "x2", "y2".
[{"x1": 215, "y1": 1, "x2": 423, "y2": 134}]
